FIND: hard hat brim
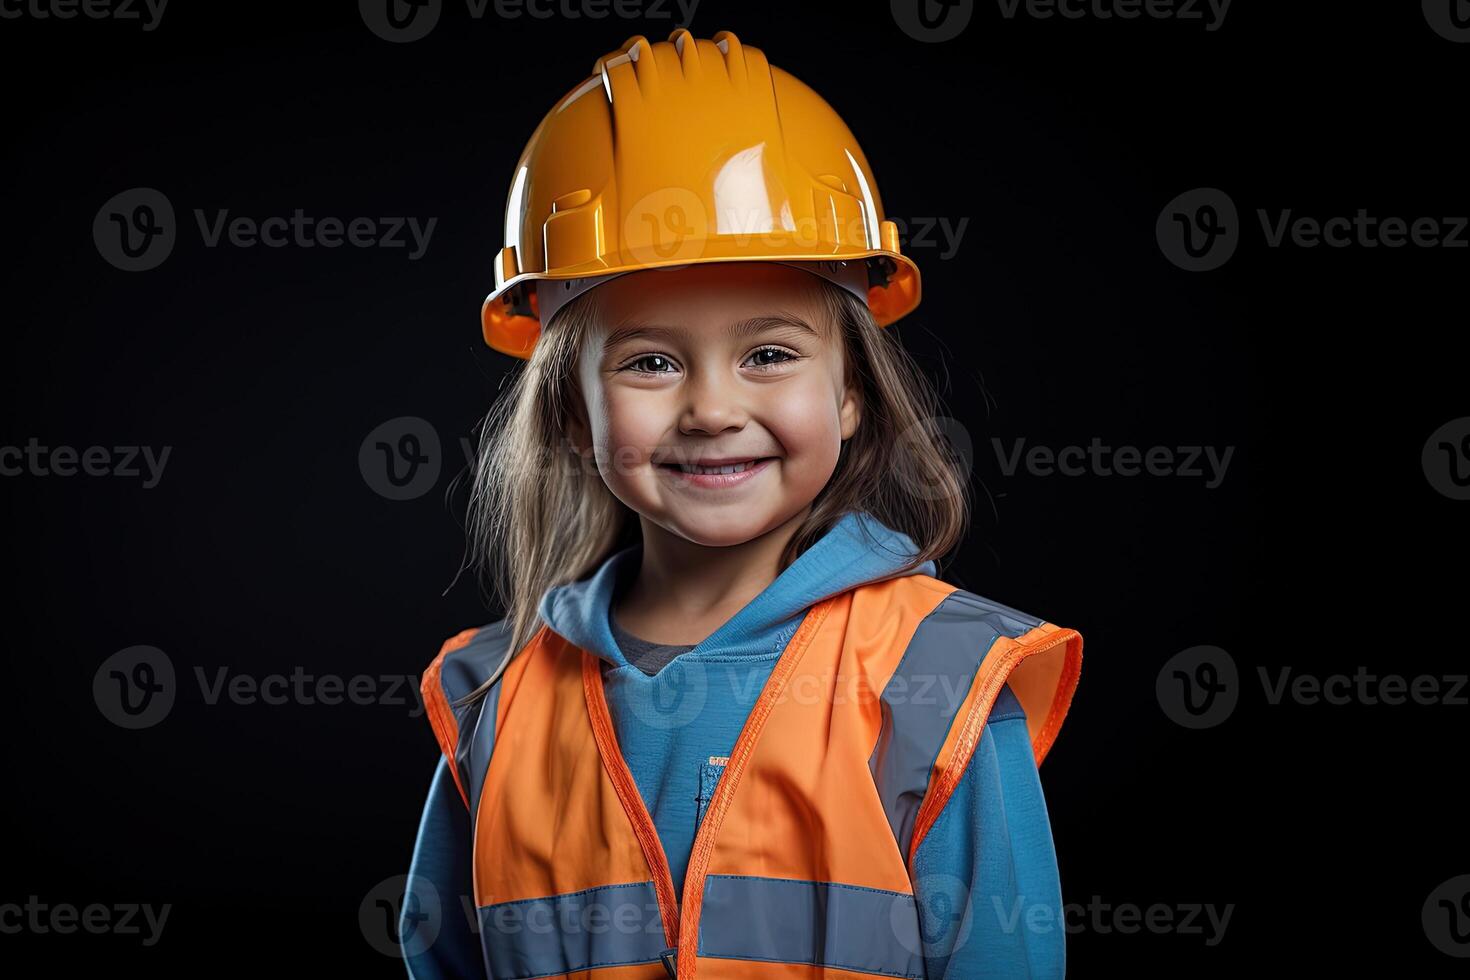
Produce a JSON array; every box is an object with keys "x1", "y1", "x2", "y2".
[{"x1": 482, "y1": 247, "x2": 920, "y2": 359}]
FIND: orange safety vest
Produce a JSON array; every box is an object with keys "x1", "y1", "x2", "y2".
[{"x1": 422, "y1": 573, "x2": 1082, "y2": 979}]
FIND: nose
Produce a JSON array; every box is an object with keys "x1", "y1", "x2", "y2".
[{"x1": 677, "y1": 366, "x2": 748, "y2": 436}]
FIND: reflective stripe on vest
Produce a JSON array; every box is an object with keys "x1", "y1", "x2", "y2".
[{"x1": 420, "y1": 574, "x2": 1083, "y2": 978}]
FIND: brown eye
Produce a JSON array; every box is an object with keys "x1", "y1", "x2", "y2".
[
  {"x1": 745, "y1": 346, "x2": 798, "y2": 370},
  {"x1": 625, "y1": 354, "x2": 676, "y2": 374}
]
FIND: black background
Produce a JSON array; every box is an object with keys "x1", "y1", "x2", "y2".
[{"x1": 2, "y1": 0, "x2": 1466, "y2": 975}]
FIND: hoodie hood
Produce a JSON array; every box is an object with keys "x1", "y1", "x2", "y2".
[{"x1": 538, "y1": 510, "x2": 936, "y2": 668}]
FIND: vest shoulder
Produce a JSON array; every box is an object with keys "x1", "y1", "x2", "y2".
[
  {"x1": 428, "y1": 618, "x2": 517, "y2": 704},
  {"x1": 880, "y1": 577, "x2": 1068, "y2": 725},
  {"x1": 892, "y1": 574, "x2": 1052, "y2": 635}
]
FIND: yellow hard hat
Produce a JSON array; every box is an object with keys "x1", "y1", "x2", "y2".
[{"x1": 481, "y1": 29, "x2": 923, "y2": 358}]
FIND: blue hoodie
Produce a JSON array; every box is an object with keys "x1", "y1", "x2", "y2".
[{"x1": 405, "y1": 511, "x2": 1065, "y2": 978}]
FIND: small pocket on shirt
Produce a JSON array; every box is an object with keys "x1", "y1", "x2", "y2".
[{"x1": 695, "y1": 755, "x2": 728, "y2": 830}]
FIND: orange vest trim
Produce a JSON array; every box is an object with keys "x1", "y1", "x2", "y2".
[
  {"x1": 585, "y1": 649, "x2": 682, "y2": 953},
  {"x1": 420, "y1": 627, "x2": 481, "y2": 809}
]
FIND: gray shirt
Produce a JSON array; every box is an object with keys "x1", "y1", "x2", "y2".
[{"x1": 609, "y1": 614, "x2": 697, "y2": 677}]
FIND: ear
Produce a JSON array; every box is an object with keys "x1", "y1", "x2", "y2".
[
  {"x1": 565, "y1": 393, "x2": 594, "y2": 456},
  {"x1": 839, "y1": 379, "x2": 862, "y2": 441},
  {"x1": 566, "y1": 415, "x2": 591, "y2": 456}
]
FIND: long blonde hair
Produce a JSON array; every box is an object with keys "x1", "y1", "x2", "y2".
[{"x1": 462, "y1": 274, "x2": 971, "y2": 688}]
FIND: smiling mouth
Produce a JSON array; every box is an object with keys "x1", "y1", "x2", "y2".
[{"x1": 658, "y1": 457, "x2": 775, "y2": 475}]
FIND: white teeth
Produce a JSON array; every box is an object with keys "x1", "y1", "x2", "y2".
[{"x1": 676, "y1": 460, "x2": 758, "y2": 474}]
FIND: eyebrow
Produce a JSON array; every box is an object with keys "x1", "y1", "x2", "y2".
[{"x1": 602, "y1": 313, "x2": 820, "y2": 355}]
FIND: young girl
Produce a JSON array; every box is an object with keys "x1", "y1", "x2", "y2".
[{"x1": 405, "y1": 30, "x2": 1082, "y2": 980}]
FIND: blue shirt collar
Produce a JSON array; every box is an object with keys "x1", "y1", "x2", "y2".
[{"x1": 537, "y1": 510, "x2": 936, "y2": 667}]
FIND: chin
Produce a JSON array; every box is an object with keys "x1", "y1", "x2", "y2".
[{"x1": 658, "y1": 507, "x2": 787, "y2": 548}]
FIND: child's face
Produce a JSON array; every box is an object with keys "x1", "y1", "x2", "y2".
[{"x1": 568, "y1": 263, "x2": 861, "y2": 549}]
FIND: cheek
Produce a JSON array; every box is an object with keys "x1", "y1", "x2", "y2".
[
  {"x1": 762, "y1": 377, "x2": 845, "y2": 458},
  {"x1": 593, "y1": 387, "x2": 667, "y2": 469}
]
